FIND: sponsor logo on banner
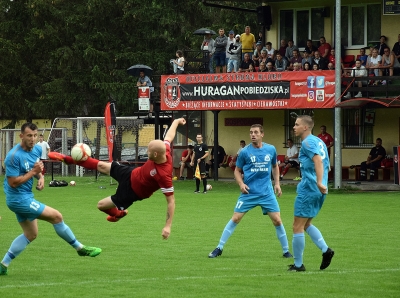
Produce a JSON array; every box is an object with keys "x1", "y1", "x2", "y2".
[
  {"x1": 316, "y1": 90, "x2": 324, "y2": 101},
  {"x1": 138, "y1": 87, "x2": 150, "y2": 99},
  {"x1": 307, "y1": 76, "x2": 316, "y2": 88},
  {"x1": 316, "y1": 76, "x2": 325, "y2": 88},
  {"x1": 163, "y1": 78, "x2": 181, "y2": 109},
  {"x1": 307, "y1": 91, "x2": 315, "y2": 102}
]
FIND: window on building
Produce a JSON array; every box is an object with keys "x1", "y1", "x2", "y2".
[
  {"x1": 342, "y1": 109, "x2": 374, "y2": 148},
  {"x1": 279, "y1": 8, "x2": 325, "y2": 48},
  {"x1": 338, "y1": 4, "x2": 381, "y2": 48}
]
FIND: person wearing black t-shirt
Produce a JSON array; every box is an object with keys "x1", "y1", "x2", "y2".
[
  {"x1": 190, "y1": 134, "x2": 209, "y2": 193},
  {"x1": 360, "y1": 138, "x2": 386, "y2": 181}
]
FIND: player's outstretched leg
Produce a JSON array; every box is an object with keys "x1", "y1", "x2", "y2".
[
  {"x1": 77, "y1": 246, "x2": 102, "y2": 257},
  {"x1": 48, "y1": 152, "x2": 75, "y2": 164},
  {"x1": 0, "y1": 263, "x2": 8, "y2": 275},
  {"x1": 208, "y1": 219, "x2": 238, "y2": 258},
  {"x1": 320, "y1": 248, "x2": 335, "y2": 270},
  {"x1": 107, "y1": 209, "x2": 128, "y2": 222}
]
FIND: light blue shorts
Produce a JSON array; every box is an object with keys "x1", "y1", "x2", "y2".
[
  {"x1": 294, "y1": 193, "x2": 326, "y2": 218},
  {"x1": 234, "y1": 193, "x2": 280, "y2": 215},
  {"x1": 7, "y1": 195, "x2": 46, "y2": 223}
]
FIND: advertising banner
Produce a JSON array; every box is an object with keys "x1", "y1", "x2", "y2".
[
  {"x1": 160, "y1": 71, "x2": 336, "y2": 110},
  {"x1": 138, "y1": 86, "x2": 150, "y2": 99}
]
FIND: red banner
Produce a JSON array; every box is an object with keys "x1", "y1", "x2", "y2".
[
  {"x1": 138, "y1": 87, "x2": 150, "y2": 99},
  {"x1": 160, "y1": 71, "x2": 336, "y2": 110}
]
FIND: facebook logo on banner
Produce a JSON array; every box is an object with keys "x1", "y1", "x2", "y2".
[
  {"x1": 307, "y1": 76, "x2": 315, "y2": 88},
  {"x1": 316, "y1": 76, "x2": 325, "y2": 88}
]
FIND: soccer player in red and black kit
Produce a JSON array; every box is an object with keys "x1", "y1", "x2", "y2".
[
  {"x1": 190, "y1": 133, "x2": 209, "y2": 193},
  {"x1": 48, "y1": 118, "x2": 186, "y2": 240}
]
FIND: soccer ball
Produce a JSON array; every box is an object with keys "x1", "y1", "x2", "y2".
[
  {"x1": 71, "y1": 143, "x2": 92, "y2": 162},
  {"x1": 69, "y1": 181, "x2": 76, "y2": 186},
  {"x1": 206, "y1": 184, "x2": 212, "y2": 191}
]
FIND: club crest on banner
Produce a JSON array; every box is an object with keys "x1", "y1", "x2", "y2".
[{"x1": 163, "y1": 78, "x2": 181, "y2": 108}]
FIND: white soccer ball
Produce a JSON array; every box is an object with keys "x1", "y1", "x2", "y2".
[
  {"x1": 206, "y1": 184, "x2": 212, "y2": 191},
  {"x1": 69, "y1": 181, "x2": 76, "y2": 186},
  {"x1": 71, "y1": 143, "x2": 92, "y2": 162}
]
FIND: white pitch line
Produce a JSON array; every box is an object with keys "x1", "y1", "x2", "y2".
[{"x1": 0, "y1": 268, "x2": 399, "y2": 289}]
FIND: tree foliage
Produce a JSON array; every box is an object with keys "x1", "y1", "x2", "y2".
[{"x1": 0, "y1": 0, "x2": 259, "y2": 123}]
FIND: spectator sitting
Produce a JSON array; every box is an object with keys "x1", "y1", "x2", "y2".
[
  {"x1": 275, "y1": 53, "x2": 288, "y2": 71},
  {"x1": 206, "y1": 143, "x2": 228, "y2": 177},
  {"x1": 312, "y1": 64, "x2": 319, "y2": 71},
  {"x1": 227, "y1": 34, "x2": 242, "y2": 73},
  {"x1": 238, "y1": 52, "x2": 255, "y2": 72},
  {"x1": 328, "y1": 48, "x2": 344, "y2": 71},
  {"x1": 292, "y1": 62, "x2": 302, "y2": 71},
  {"x1": 285, "y1": 40, "x2": 298, "y2": 60},
  {"x1": 358, "y1": 48, "x2": 369, "y2": 66},
  {"x1": 301, "y1": 51, "x2": 313, "y2": 69},
  {"x1": 265, "y1": 42, "x2": 275, "y2": 61},
  {"x1": 258, "y1": 61, "x2": 267, "y2": 72},
  {"x1": 248, "y1": 64, "x2": 255, "y2": 72},
  {"x1": 344, "y1": 59, "x2": 367, "y2": 99},
  {"x1": 289, "y1": 49, "x2": 302, "y2": 70},
  {"x1": 265, "y1": 61, "x2": 276, "y2": 72},
  {"x1": 327, "y1": 62, "x2": 335, "y2": 70},
  {"x1": 379, "y1": 47, "x2": 400, "y2": 81},
  {"x1": 359, "y1": 138, "x2": 386, "y2": 182},
  {"x1": 392, "y1": 33, "x2": 400, "y2": 63},
  {"x1": 253, "y1": 41, "x2": 264, "y2": 67},
  {"x1": 311, "y1": 51, "x2": 328, "y2": 70},
  {"x1": 318, "y1": 36, "x2": 332, "y2": 59},
  {"x1": 229, "y1": 140, "x2": 246, "y2": 169},
  {"x1": 303, "y1": 61, "x2": 311, "y2": 71},
  {"x1": 179, "y1": 145, "x2": 194, "y2": 180},
  {"x1": 278, "y1": 138, "x2": 299, "y2": 180},
  {"x1": 366, "y1": 48, "x2": 382, "y2": 77},
  {"x1": 258, "y1": 50, "x2": 269, "y2": 66}
]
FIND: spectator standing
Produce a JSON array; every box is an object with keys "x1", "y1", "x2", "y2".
[
  {"x1": 179, "y1": 145, "x2": 194, "y2": 180},
  {"x1": 201, "y1": 33, "x2": 215, "y2": 74},
  {"x1": 137, "y1": 70, "x2": 155, "y2": 117},
  {"x1": 305, "y1": 39, "x2": 318, "y2": 57},
  {"x1": 226, "y1": 30, "x2": 236, "y2": 66},
  {"x1": 318, "y1": 37, "x2": 332, "y2": 59},
  {"x1": 227, "y1": 35, "x2": 242, "y2": 73},
  {"x1": 275, "y1": 53, "x2": 288, "y2": 71},
  {"x1": 360, "y1": 138, "x2": 386, "y2": 181},
  {"x1": 392, "y1": 34, "x2": 400, "y2": 63},
  {"x1": 214, "y1": 28, "x2": 228, "y2": 73},
  {"x1": 37, "y1": 134, "x2": 50, "y2": 174},
  {"x1": 240, "y1": 26, "x2": 256, "y2": 59},
  {"x1": 375, "y1": 35, "x2": 388, "y2": 56},
  {"x1": 172, "y1": 50, "x2": 185, "y2": 74},
  {"x1": 317, "y1": 125, "x2": 334, "y2": 157},
  {"x1": 278, "y1": 39, "x2": 288, "y2": 57},
  {"x1": 190, "y1": 134, "x2": 209, "y2": 193},
  {"x1": 285, "y1": 40, "x2": 298, "y2": 60}
]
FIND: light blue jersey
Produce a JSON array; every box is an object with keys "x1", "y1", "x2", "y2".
[
  {"x1": 297, "y1": 134, "x2": 330, "y2": 196},
  {"x1": 236, "y1": 142, "x2": 276, "y2": 196},
  {"x1": 4, "y1": 144, "x2": 42, "y2": 200}
]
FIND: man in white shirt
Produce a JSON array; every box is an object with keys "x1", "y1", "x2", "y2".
[
  {"x1": 344, "y1": 59, "x2": 368, "y2": 99},
  {"x1": 225, "y1": 30, "x2": 236, "y2": 66},
  {"x1": 279, "y1": 139, "x2": 299, "y2": 180},
  {"x1": 37, "y1": 134, "x2": 50, "y2": 174}
]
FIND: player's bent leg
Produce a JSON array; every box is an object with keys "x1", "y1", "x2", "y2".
[
  {"x1": 38, "y1": 206, "x2": 63, "y2": 224},
  {"x1": 19, "y1": 219, "x2": 39, "y2": 242},
  {"x1": 268, "y1": 212, "x2": 283, "y2": 226},
  {"x1": 97, "y1": 161, "x2": 112, "y2": 175},
  {"x1": 98, "y1": 197, "x2": 128, "y2": 222}
]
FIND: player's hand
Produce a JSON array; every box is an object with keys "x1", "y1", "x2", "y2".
[
  {"x1": 162, "y1": 226, "x2": 171, "y2": 240},
  {"x1": 36, "y1": 177, "x2": 44, "y2": 191},
  {"x1": 317, "y1": 182, "x2": 327, "y2": 194},
  {"x1": 32, "y1": 161, "x2": 44, "y2": 175},
  {"x1": 274, "y1": 184, "x2": 282, "y2": 197},
  {"x1": 239, "y1": 182, "x2": 249, "y2": 194}
]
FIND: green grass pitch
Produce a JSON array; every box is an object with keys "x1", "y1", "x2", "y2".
[{"x1": 0, "y1": 176, "x2": 399, "y2": 297}]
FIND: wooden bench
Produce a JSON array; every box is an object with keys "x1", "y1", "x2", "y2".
[
  {"x1": 329, "y1": 166, "x2": 350, "y2": 180},
  {"x1": 353, "y1": 166, "x2": 391, "y2": 181},
  {"x1": 174, "y1": 166, "x2": 193, "y2": 179}
]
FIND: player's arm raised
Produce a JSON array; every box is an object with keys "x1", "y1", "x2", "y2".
[
  {"x1": 164, "y1": 118, "x2": 186, "y2": 143},
  {"x1": 162, "y1": 194, "x2": 175, "y2": 240}
]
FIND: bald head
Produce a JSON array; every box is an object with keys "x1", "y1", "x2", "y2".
[{"x1": 148, "y1": 140, "x2": 166, "y2": 163}]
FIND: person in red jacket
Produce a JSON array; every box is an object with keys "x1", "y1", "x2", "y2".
[{"x1": 317, "y1": 125, "x2": 334, "y2": 157}]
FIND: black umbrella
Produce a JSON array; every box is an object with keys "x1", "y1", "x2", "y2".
[
  {"x1": 193, "y1": 28, "x2": 216, "y2": 35},
  {"x1": 127, "y1": 64, "x2": 153, "y2": 77}
]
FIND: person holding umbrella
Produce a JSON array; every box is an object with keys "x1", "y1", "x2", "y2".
[
  {"x1": 201, "y1": 33, "x2": 215, "y2": 74},
  {"x1": 137, "y1": 70, "x2": 154, "y2": 117}
]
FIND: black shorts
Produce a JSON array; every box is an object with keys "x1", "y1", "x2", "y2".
[
  {"x1": 110, "y1": 162, "x2": 142, "y2": 210},
  {"x1": 194, "y1": 160, "x2": 206, "y2": 175},
  {"x1": 286, "y1": 160, "x2": 299, "y2": 168}
]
